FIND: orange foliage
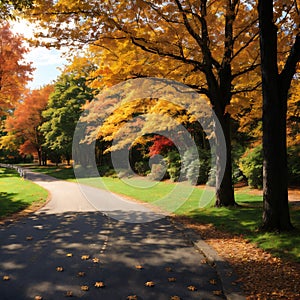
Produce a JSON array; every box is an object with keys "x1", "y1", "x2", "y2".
[
  {"x1": 3, "y1": 85, "x2": 53, "y2": 156},
  {"x1": 0, "y1": 21, "x2": 33, "y2": 115}
]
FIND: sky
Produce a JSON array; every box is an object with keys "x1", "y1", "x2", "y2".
[{"x1": 11, "y1": 20, "x2": 68, "y2": 90}]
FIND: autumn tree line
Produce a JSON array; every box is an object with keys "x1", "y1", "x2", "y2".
[{"x1": 0, "y1": 0, "x2": 299, "y2": 231}]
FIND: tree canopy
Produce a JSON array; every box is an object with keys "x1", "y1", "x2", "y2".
[
  {"x1": 0, "y1": 21, "x2": 33, "y2": 115},
  {"x1": 1, "y1": 85, "x2": 53, "y2": 165},
  {"x1": 41, "y1": 72, "x2": 96, "y2": 164}
]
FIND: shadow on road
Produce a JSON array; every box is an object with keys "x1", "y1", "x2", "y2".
[{"x1": 0, "y1": 211, "x2": 226, "y2": 300}]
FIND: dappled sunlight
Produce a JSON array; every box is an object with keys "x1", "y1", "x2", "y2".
[{"x1": 0, "y1": 211, "x2": 226, "y2": 299}]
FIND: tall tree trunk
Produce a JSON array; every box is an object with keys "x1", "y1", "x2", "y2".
[
  {"x1": 258, "y1": 0, "x2": 293, "y2": 231},
  {"x1": 215, "y1": 111, "x2": 236, "y2": 207}
]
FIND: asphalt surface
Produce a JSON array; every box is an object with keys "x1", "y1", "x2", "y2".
[{"x1": 0, "y1": 171, "x2": 243, "y2": 299}]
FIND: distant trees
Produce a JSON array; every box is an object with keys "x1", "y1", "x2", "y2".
[
  {"x1": 41, "y1": 73, "x2": 95, "y2": 165},
  {"x1": 1, "y1": 85, "x2": 53, "y2": 165}
]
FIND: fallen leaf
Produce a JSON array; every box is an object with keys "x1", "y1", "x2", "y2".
[
  {"x1": 3, "y1": 275, "x2": 10, "y2": 281},
  {"x1": 187, "y1": 285, "x2": 197, "y2": 291},
  {"x1": 135, "y1": 265, "x2": 143, "y2": 270},
  {"x1": 213, "y1": 290, "x2": 222, "y2": 295},
  {"x1": 80, "y1": 285, "x2": 89, "y2": 291},
  {"x1": 209, "y1": 279, "x2": 217, "y2": 285},
  {"x1": 65, "y1": 291, "x2": 73, "y2": 297},
  {"x1": 34, "y1": 296, "x2": 43, "y2": 300},
  {"x1": 145, "y1": 281, "x2": 155, "y2": 287},
  {"x1": 168, "y1": 277, "x2": 177, "y2": 282},
  {"x1": 26, "y1": 236, "x2": 33, "y2": 241},
  {"x1": 94, "y1": 281, "x2": 105, "y2": 288},
  {"x1": 170, "y1": 296, "x2": 181, "y2": 300},
  {"x1": 92, "y1": 257, "x2": 100, "y2": 263},
  {"x1": 77, "y1": 272, "x2": 85, "y2": 277},
  {"x1": 165, "y1": 267, "x2": 172, "y2": 272},
  {"x1": 127, "y1": 296, "x2": 138, "y2": 300},
  {"x1": 66, "y1": 253, "x2": 73, "y2": 257},
  {"x1": 81, "y1": 255, "x2": 90, "y2": 260},
  {"x1": 201, "y1": 259, "x2": 207, "y2": 264},
  {"x1": 56, "y1": 266, "x2": 64, "y2": 272}
]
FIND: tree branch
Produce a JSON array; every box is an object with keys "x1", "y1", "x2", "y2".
[{"x1": 279, "y1": 33, "x2": 300, "y2": 94}]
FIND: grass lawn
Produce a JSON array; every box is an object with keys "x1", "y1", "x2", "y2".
[
  {"x1": 0, "y1": 167, "x2": 48, "y2": 218},
  {"x1": 24, "y1": 164, "x2": 300, "y2": 262}
]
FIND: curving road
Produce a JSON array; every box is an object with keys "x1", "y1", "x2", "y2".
[{"x1": 0, "y1": 171, "x2": 229, "y2": 299}]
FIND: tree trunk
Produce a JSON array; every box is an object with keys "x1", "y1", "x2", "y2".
[
  {"x1": 262, "y1": 89, "x2": 293, "y2": 231},
  {"x1": 37, "y1": 148, "x2": 42, "y2": 166},
  {"x1": 215, "y1": 111, "x2": 236, "y2": 207},
  {"x1": 258, "y1": 0, "x2": 293, "y2": 231}
]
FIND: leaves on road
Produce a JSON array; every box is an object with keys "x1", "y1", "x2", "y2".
[
  {"x1": 168, "y1": 277, "x2": 176, "y2": 282},
  {"x1": 135, "y1": 265, "x2": 143, "y2": 270},
  {"x1": 65, "y1": 291, "x2": 73, "y2": 297},
  {"x1": 56, "y1": 266, "x2": 64, "y2": 272},
  {"x1": 94, "y1": 281, "x2": 105, "y2": 288},
  {"x1": 187, "y1": 285, "x2": 197, "y2": 291},
  {"x1": 213, "y1": 290, "x2": 223, "y2": 296},
  {"x1": 80, "y1": 285, "x2": 89, "y2": 291},
  {"x1": 77, "y1": 271, "x2": 85, "y2": 277},
  {"x1": 2, "y1": 275, "x2": 10, "y2": 281},
  {"x1": 145, "y1": 281, "x2": 155, "y2": 287},
  {"x1": 81, "y1": 255, "x2": 90, "y2": 260},
  {"x1": 127, "y1": 296, "x2": 138, "y2": 300},
  {"x1": 34, "y1": 296, "x2": 43, "y2": 300}
]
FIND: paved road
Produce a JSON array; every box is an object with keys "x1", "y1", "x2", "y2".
[{"x1": 0, "y1": 171, "x2": 229, "y2": 299}]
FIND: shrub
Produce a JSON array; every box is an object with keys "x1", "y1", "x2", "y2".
[
  {"x1": 239, "y1": 145, "x2": 263, "y2": 189},
  {"x1": 182, "y1": 147, "x2": 211, "y2": 185},
  {"x1": 164, "y1": 150, "x2": 181, "y2": 182},
  {"x1": 134, "y1": 161, "x2": 149, "y2": 176},
  {"x1": 288, "y1": 145, "x2": 300, "y2": 186},
  {"x1": 148, "y1": 163, "x2": 167, "y2": 181}
]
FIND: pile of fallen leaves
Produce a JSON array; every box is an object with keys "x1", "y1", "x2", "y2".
[{"x1": 175, "y1": 216, "x2": 300, "y2": 300}]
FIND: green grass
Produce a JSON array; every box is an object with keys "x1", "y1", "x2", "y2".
[
  {"x1": 0, "y1": 167, "x2": 48, "y2": 218},
  {"x1": 25, "y1": 165, "x2": 300, "y2": 262},
  {"x1": 23, "y1": 165, "x2": 75, "y2": 180}
]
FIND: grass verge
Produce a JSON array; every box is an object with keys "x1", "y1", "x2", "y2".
[
  {"x1": 25, "y1": 165, "x2": 300, "y2": 262},
  {"x1": 0, "y1": 167, "x2": 48, "y2": 219}
]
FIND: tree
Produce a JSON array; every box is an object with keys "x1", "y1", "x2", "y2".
[
  {"x1": 40, "y1": 72, "x2": 95, "y2": 165},
  {"x1": 28, "y1": 1, "x2": 299, "y2": 206},
  {"x1": 1, "y1": 85, "x2": 53, "y2": 165},
  {"x1": 0, "y1": 21, "x2": 33, "y2": 115},
  {"x1": 27, "y1": 0, "x2": 267, "y2": 206},
  {"x1": 258, "y1": 0, "x2": 300, "y2": 231}
]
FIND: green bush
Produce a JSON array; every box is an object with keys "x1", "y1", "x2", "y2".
[
  {"x1": 239, "y1": 144, "x2": 300, "y2": 189},
  {"x1": 288, "y1": 145, "x2": 300, "y2": 186},
  {"x1": 134, "y1": 161, "x2": 149, "y2": 176},
  {"x1": 239, "y1": 145, "x2": 263, "y2": 189},
  {"x1": 164, "y1": 150, "x2": 181, "y2": 182},
  {"x1": 182, "y1": 147, "x2": 211, "y2": 185}
]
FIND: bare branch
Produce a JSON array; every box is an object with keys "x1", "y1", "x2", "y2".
[{"x1": 232, "y1": 81, "x2": 262, "y2": 95}]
